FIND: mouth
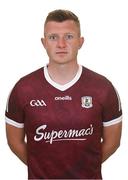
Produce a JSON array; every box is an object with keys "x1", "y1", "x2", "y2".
[{"x1": 56, "y1": 51, "x2": 68, "y2": 54}]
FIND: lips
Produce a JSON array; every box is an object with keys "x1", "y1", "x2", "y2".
[{"x1": 56, "y1": 51, "x2": 68, "y2": 54}]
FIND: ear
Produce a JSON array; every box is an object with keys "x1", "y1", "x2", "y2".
[
  {"x1": 41, "y1": 38, "x2": 46, "y2": 48},
  {"x1": 79, "y1": 37, "x2": 84, "y2": 49}
]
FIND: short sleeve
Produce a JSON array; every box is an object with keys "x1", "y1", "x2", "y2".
[
  {"x1": 5, "y1": 82, "x2": 25, "y2": 128},
  {"x1": 102, "y1": 83, "x2": 122, "y2": 127}
]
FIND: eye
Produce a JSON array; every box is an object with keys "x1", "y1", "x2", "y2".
[
  {"x1": 65, "y1": 34, "x2": 74, "y2": 40},
  {"x1": 48, "y1": 34, "x2": 58, "y2": 41}
]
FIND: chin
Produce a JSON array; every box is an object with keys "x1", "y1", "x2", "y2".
[{"x1": 52, "y1": 58, "x2": 70, "y2": 64}]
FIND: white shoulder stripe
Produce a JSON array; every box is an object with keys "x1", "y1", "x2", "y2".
[
  {"x1": 114, "y1": 87, "x2": 121, "y2": 112},
  {"x1": 5, "y1": 116, "x2": 24, "y2": 128},
  {"x1": 103, "y1": 115, "x2": 122, "y2": 127},
  {"x1": 6, "y1": 89, "x2": 13, "y2": 113}
]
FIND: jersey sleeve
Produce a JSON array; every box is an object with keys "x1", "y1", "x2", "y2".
[
  {"x1": 102, "y1": 82, "x2": 122, "y2": 127},
  {"x1": 5, "y1": 81, "x2": 25, "y2": 128}
]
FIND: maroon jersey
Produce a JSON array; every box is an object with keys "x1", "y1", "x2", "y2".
[{"x1": 5, "y1": 65, "x2": 122, "y2": 179}]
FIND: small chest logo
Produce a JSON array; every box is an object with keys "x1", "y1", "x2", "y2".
[
  {"x1": 30, "y1": 100, "x2": 47, "y2": 107},
  {"x1": 81, "y1": 96, "x2": 93, "y2": 108}
]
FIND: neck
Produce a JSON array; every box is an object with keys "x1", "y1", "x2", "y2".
[{"x1": 47, "y1": 62, "x2": 79, "y2": 85}]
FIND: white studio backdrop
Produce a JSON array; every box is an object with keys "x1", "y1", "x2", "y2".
[{"x1": 0, "y1": 0, "x2": 128, "y2": 179}]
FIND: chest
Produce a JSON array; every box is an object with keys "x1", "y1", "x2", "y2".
[{"x1": 24, "y1": 90, "x2": 103, "y2": 132}]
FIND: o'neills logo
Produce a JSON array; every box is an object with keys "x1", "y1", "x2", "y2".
[
  {"x1": 34, "y1": 124, "x2": 94, "y2": 144},
  {"x1": 55, "y1": 95, "x2": 72, "y2": 101}
]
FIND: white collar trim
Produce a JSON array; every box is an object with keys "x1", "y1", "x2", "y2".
[{"x1": 44, "y1": 65, "x2": 82, "y2": 91}]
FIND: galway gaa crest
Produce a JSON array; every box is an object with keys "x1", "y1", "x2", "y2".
[{"x1": 81, "y1": 96, "x2": 93, "y2": 108}]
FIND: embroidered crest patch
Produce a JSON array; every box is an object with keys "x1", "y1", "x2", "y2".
[{"x1": 81, "y1": 96, "x2": 93, "y2": 108}]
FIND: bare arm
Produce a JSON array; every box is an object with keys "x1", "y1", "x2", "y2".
[
  {"x1": 6, "y1": 124, "x2": 27, "y2": 165},
  {"x1": 102, "y1": 122, "x2": 122, "y2": 163}
]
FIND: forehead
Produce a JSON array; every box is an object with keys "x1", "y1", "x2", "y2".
[{"x1": 44, "y1": 20, "x2": 79, "y2": 34}]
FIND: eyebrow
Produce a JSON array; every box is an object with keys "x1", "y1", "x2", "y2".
[{"x1": 44, "y1": 32, "x2": 76, "y2": 36}]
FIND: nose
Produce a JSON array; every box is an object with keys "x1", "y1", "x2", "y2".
[{"x1": 57, "y1": 37, "x2": 66, "y2": 48}]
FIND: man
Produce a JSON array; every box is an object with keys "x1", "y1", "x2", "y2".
[{"x1": 5, "y1": 9, "x2": 122, "y2": 179}]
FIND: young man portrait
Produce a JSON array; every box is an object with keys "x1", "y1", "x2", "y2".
[{"x1": 5, "y1": 9, "x2": 122, "y2": 179}]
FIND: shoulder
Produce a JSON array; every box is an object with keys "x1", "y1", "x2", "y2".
[
  {"x1": 81, "y1": 66, "x2": 117, "y2": 103},
  {"x1": 19, "y1": 67, "x2": 43, "y2": 84},
  {"x1": 11, "y1": 67, "x2": 44, "y2": 95},
  {"x1": 82, "y1": 66, "x2": 113, "y2": 89}
]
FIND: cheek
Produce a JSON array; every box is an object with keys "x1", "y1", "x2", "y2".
[
  {"x1": 46, "y1": 48, "x2": 53, "y2": 57},
  {"x1": 45, "y1": 43, "x2": 54, "y2": 52},
  {"x1": 46, "y1": 46, "x2": 56, "y2": 57},
  {"x1": 69, "y1": 43, "x2": 80, "y2": 52},
  {"x1": 68, "y1": 40, "x2": 80, "y2": 49}
]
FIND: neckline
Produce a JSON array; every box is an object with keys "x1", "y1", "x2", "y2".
[{"x1": 44, "y1": 65, "x2": 82, "y2": 91}]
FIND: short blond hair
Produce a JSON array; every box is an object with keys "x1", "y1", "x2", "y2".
[{"x1": 44, "y1": 9, "x2": 81, "y2": 31}]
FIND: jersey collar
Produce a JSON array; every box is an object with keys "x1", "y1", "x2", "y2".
[{"x1": 44, "y1": 65, "x2": 82, "y2": 91}]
